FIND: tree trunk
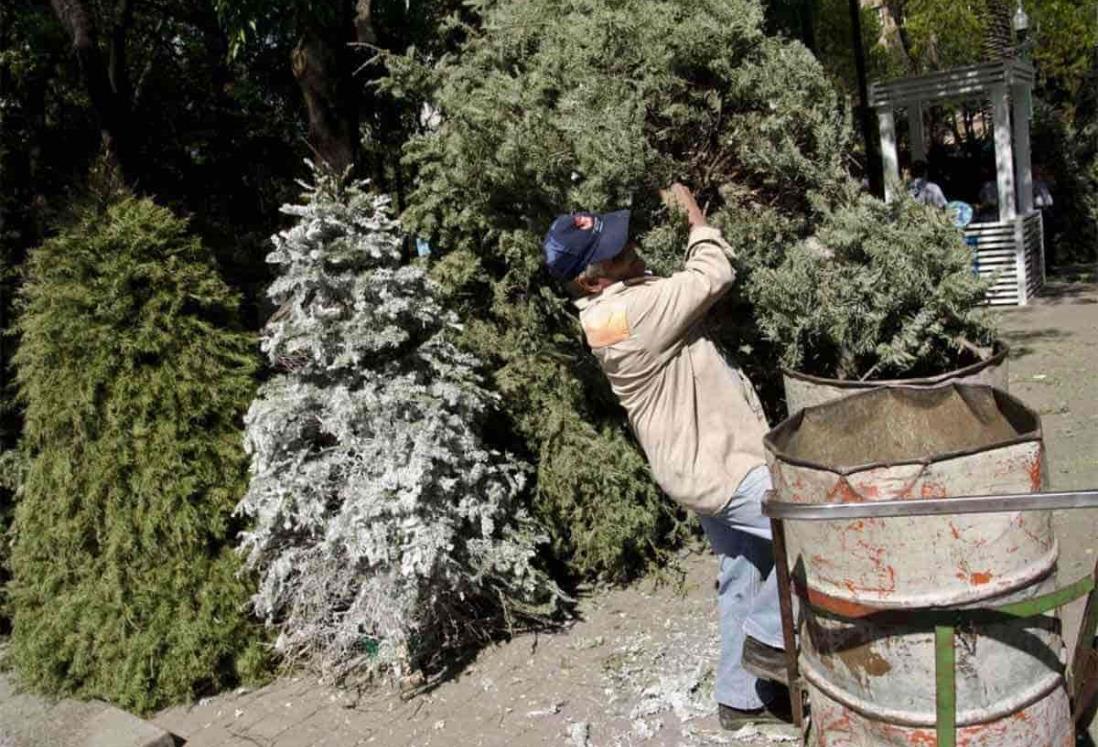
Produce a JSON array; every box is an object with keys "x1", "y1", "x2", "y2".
[
  {"x1": 882, "y1": 0, "x2": 918, "y2": 73},
  {"x1": 292, "y1": 1, "x2": 359, "y2": 172},
  {"x1": 849, "y1": 0, "x2": 882, "y2": 198},
  {"x1": 48, "y1": 0, "x2": 135, "y2": 180}
]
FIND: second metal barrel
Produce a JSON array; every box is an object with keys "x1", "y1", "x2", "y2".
[{"x1": 765, "y1": 384, "x2": 1071, "y2": 746}]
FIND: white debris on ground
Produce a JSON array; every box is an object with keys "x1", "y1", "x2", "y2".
[
  {"x1": 594, "y1": 603, "x2": 798, "y2": 745},
  {"x1": 568, "y1": 720, "x2": 591, "y2": 746}
]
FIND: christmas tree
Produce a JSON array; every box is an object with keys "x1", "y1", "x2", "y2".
[
  {"x1": 237, "y1": 168, "x2": 561, "y2": 682},
  {"x1": 390, "y1": 0, "x2": 992, "y2": 578},
  {"x1": 9, "y1": 196, "x2": 267, "y2": 713}
]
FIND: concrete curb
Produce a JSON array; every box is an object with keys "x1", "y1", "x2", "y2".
[{"x1": 0, "y1": 673, "x2": 179, "y2": 747}]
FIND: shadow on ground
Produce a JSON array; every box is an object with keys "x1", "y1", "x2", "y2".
[{"x1": 1003, "y1": 328, "x2": 1069, "y2": 360}]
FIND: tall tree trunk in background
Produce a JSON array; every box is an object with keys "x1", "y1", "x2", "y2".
[
  {"x1": 849, "y1": 0, "x2": 882, "y2": 197},
  {"x1": 48, "y1": 0, "x2": 135, "y2": 181},
  {"x1": 292, "y1": 0, "x2": 359, "y2": 172},
  {"x1": 882, "y1": 0, "x2": 918, "y2": 73},
  {"x1": 980, "y1": 0, "x2": 1014, "y2": 61}
]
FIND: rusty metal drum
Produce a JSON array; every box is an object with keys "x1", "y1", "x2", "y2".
[
  {"x1": 782, "y1": 342, "x2": 1009, "y2": 414},
  {"x1": 765, "y1": 384, "x2": 1073, "y2": 747}
]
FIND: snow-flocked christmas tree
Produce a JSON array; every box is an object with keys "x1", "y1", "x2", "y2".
[{"x1": 237, "y1": 168, "x2": 561, "y2": 682}]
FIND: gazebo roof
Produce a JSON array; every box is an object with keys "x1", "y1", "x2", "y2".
[{"x1": 868, "y1": 59, "x2": 1035, "y2": 109}]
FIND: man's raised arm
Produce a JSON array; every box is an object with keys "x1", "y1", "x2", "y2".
[{"x1": 638, "y1": 185, "x2": 736, "y2": 359}]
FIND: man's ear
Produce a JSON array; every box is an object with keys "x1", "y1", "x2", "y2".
[{"x1": 574, "y1": 274, "x2": 602, "y2": 295}]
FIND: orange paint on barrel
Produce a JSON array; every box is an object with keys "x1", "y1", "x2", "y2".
[
  {"x1": 970, "y1": 570, "x2": 993, "y2": 585},
  {"x1": 827, "y1": 478, "x2": 864, "y2": 504},
  {"x1": 1027, "y1": 454, "x2": 1043, "y2": 490},
  {"x1": 920, "y1": 481, "x2": 948, "y2": 498},
  {"x1": 877, "y1": 723, "x2": 937, "y2": 746},
  {"x1": 905, "y1": 729, "x2": 937, "y2": 746}
]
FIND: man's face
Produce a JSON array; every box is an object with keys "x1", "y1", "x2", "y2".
[{"x1": 600, "y1": 241, "x2": 647, "y2": 281}]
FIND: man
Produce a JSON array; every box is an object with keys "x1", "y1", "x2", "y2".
[
  {"x1": 908, "y1": 160, "x2": 948, "y2": 208},
  {"x1": 1032, "y1": 164, "x2": 1054, "y2": 210},
  {"x1": 542, "y1": 184, "x2": 789, "y2": 729}
]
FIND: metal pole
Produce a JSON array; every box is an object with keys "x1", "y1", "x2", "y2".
[
  {"x1": 849, "y1": 0, "x2": 882, "y2": 197},
  {"x1": 770, "y1": 518, "x2": 804, "y2": 730},
  {"x1": 1072, "y1": 559, "x2": 1098, "y2": 725},
  {"x1": 763, "y1": 489, "x2": 1098, "y2": 521}
]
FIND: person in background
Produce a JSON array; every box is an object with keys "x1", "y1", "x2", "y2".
[
  {"x1": 977, "y1": 165, "x2": 1000, "y2": 222},
  {"x1": 1033, "y1": 164, "x2": 1054, "y2": 210},
  {"x1": 908, "y1": 160, "x2": 948, "y2": 208}
]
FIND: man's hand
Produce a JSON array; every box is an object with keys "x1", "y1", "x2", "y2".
[{"x1": 660, "y1": 183, "x2": 707, "y2": 229}]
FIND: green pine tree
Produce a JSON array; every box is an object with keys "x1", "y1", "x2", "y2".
[
  {"x1": 8, "y1": 196, "x2": 268, "y2": 713},
  {"x1": 390, "y1": 0, "x2": 996, "y2": 578}
]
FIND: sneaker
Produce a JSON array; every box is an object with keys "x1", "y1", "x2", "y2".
[
  {"x1": 742, "y1": 635, "x2": 789, "y2": 685},
  {"x1": 718, "y1": 691, "x2": 793, "y2": 730}
]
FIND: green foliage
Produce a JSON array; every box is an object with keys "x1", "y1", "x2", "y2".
[
  {"x1": 8, "y1": 197, "x2": 268, "y2": 713},
  {"x1": 1071, "y1": 50, "x2": 1098, "y2": 255},
  {"x1": 901, "y1": 0, "x2": 987, "y2": 70},
  {"x1": 1033, "y1": 98, "x2": 1098, "y2": 264},
  {"x1": 810, "y1": 0, "x2": 897, "y2": 90},
  {"x1": 0, "y1": 448, "x2": 22, "y2": 627},
  {"x1": 392, "y1": 0, "x2": 862, "y2": 579},
  {"x1": 752, "y1": 191, "x2": 997, "y2": 379},
  {"x1": 1029, "y1": 0, "x2": 1098, "y2": 103}
]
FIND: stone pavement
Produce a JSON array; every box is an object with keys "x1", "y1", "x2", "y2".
[{"x1": 0, "y1": 671, "x2": 175, "y2": 747}]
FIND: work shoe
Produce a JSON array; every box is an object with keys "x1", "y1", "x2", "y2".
[
  {"x1": 718, "y1": 690, "x2": 793, "y2": 730},
  {"x1": 742, "y1": 636, "x2": 789, "y2": 685}
]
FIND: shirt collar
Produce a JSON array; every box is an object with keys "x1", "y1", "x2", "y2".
[{"x1": 572, "y1": 275, "x2": 653, "y2": 311}]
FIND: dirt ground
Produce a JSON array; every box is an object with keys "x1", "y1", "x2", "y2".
[{"x1": 154, "y1": 275, "x2": 1098, "y2": 747}]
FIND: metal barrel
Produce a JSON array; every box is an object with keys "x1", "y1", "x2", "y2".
[
  {"x1": 765, "y1": 384, "x2": 1073, "y2": 746},
  {"x1": 782, "y1": 342, "x2": 1009, "y2": 414}
]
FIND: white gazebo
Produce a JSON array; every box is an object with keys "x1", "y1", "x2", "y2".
[{"x1": 869, "y1": 59, "x2": 1045, "y2": 305}]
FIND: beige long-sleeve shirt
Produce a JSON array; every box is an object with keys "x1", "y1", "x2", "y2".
[{"x1": 574, "y1": 226, "x2": 769, "y2": 515}]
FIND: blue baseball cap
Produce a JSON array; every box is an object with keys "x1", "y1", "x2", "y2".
[{"x1": 542, "y1": 209, "x2": 631, "y2": 280}]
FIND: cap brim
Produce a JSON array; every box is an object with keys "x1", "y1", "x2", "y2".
[{"x1": 588, "y1": 209, "x2": 631, "y2": 264}]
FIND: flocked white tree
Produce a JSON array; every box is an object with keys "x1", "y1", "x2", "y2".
[{"x1": 237, "y1": 166, "x2": 561, "y2": 683}]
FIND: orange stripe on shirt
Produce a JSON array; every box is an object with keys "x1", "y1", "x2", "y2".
[{"x1": 583, "y1": 308, "x2": 630, "y2": 348}]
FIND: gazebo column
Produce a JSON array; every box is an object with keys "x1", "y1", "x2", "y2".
[
  {"x1": 910, "y1": 101, "x2": 927, "y2": 164},
  {"x1": 878, "y1": 106, "x2": 901, "y2": 202},
  {"x1": 1012, "y1": 83, "x2": 1034, "y2": 214},
  {"x1": 990, "y1": 83, "x2": 1016, "y2": 222}
]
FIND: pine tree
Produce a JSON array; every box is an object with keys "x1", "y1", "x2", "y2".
[
  {"x1": 752, "y1": 189, "x2": 995, "y2": 380},
  {"x1": 8, "y1": 196, "x2": 267, "y2": 713},
  {"x1": 390, "y1": 0, "x2": 963, "y2": 579},
  {"x1": 237, "y1": 168, "x2": 561, "y2": 683}
]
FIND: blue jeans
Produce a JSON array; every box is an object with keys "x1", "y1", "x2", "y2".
[{"x1": 698, "y1": 465, "x2": 784, "y2": 710}]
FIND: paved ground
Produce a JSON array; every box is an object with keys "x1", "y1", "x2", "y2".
[
  {"x1": 0, "y1": 658, "x2": 175, "y2": 747},
  {"x1": 1, "y1": 275, "x2": 1095, "y2": 747},
  {"x1": 148, "y1": 274, "x2": 1098, "y2": 747}
]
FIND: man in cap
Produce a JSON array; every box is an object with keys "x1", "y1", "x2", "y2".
[{"x1": 542, "y1": 184, "x2": 790, "y2": 728}]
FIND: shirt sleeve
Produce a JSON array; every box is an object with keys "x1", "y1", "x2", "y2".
[
  {"x1": 931, "y1": 184, "x2": 948, "y2": 209},
  {"x1": 635, "y1": 226, "x2": 736, "y2": 361}
]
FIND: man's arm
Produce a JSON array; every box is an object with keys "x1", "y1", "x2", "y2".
[{"x1": 637, "y1": 185, "x2": 735, "y2": 360}]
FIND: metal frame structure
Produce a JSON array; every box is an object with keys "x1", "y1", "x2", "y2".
[
  {"x1": 868, "y1": 59, "x2": 1045, "y2": 305},
  {"x1": 764, "y1": 488, "x2": 1098, "y2": 746}
]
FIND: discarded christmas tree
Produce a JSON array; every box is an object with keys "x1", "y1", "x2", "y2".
[
  {"x1": 391, "y1": 0, "x2": 993, "y2": 578},
  {"x1": 752, "y1": 189, "x2": 995, "y2": 380},
  {"x1": 8, "y1": 196, "x2": 267, "y2": 713},
  {"x1": 237, "y1": 169, "x2": 561, "y2": 683}
]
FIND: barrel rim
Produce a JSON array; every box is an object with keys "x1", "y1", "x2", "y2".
[
  {"x1": 781, "y1": 341, "x2": 1009, "y2": 389},
  {"x1": 764, "y1": 383, "x2": 1042, "y2": 477}
]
